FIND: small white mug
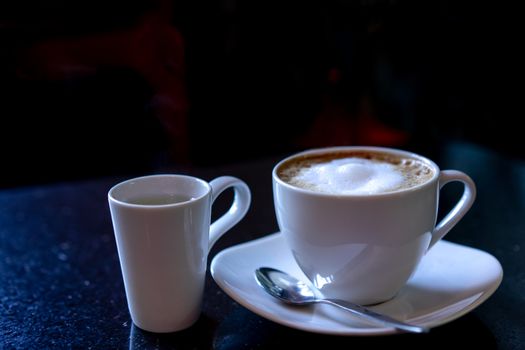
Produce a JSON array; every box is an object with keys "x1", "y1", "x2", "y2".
[
  {"x1": 273, "y1": 146, "x2": 476, "y2": 305},
  {"x1": 108, "y1": 174, "x2": 251, "y2": 333}
]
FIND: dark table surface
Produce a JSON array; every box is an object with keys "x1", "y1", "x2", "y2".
[{"x1": 1, "y1": 141, "x2": 524, "y2": 349}]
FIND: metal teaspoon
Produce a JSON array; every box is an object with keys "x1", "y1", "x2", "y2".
[{"x1": 255, "y1": 267, "x2": 429, "y2": 334}]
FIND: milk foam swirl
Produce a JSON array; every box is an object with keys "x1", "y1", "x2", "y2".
[{"x1": 289, "y1": 157, "x2": 405, "y2": 195}]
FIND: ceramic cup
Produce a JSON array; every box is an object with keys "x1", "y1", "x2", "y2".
[
  {"x1": 273, "y1": 146, "x2": 476, "y2": 305},
  {"x1": 108, "y1": 174, "x2": 251, "y2": 332}
]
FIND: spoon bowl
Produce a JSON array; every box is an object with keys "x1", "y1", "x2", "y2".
[{"x1": 255, "y1": 267, "x2": 429, "y2": 334}]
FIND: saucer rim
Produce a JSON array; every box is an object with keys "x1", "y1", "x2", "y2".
[{"x1": 210, "y1": 232, "x2": 503, "y2": 336}]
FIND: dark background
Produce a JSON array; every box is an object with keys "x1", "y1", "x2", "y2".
[{"x1": 0, "y1": 0, "x2": 521, "y2": 188}]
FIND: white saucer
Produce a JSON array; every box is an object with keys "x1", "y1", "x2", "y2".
[{"x1": 210, "y1": 232, "x2": 502, "y2": 336}]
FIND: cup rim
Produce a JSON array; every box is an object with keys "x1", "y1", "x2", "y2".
[
  {"x1": 108, "y1": 174, "x2": 211, "y2": 208},
  {"x1": 272, "y1": 146, "x2": 440, "y2": 198}
]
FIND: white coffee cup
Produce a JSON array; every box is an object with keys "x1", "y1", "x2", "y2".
[
  {"x1": 273, "y1": 146, "x2": 476, "y2": 305},
  {"x1": 108, "y1": 174, "x2": 251, "y2": 333}
]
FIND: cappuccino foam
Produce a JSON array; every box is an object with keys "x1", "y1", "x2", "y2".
[{"x1": 278, "y1": 151, "x2": 434, "y2": 195}]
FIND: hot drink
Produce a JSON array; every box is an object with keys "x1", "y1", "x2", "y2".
[
  {"x1": 277, "y1": 150, "x2": 434, "y2": 195},
  {"x1": 272, "y1": 146, "x2": 476, "y2": 304}
]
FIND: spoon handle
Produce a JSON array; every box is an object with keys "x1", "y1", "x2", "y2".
[{"x1": 321, "y1": 298, "x2": 429, "y2": 333}]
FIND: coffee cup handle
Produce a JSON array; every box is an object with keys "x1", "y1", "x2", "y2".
[
  {"x1": 428, "y1": 170, "x2": 476, "y2": 249},
  {"x1": 208, "y1": 176, "x2": 251, "y2": 253}
]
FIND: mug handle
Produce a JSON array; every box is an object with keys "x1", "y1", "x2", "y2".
[
  {"x1": 428, "y1": 170, "x2": 476, "y2": 249},
  {"x1": 208, "y1": 176, "x2": 251, "y2": 252}
]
